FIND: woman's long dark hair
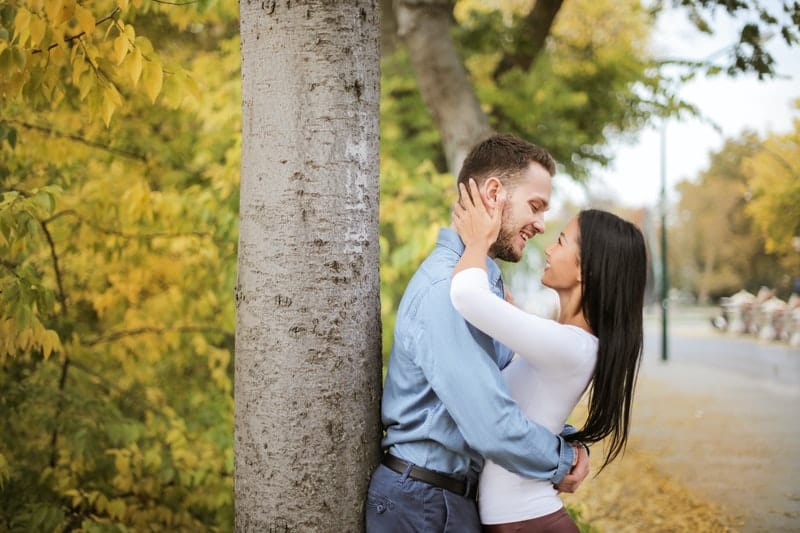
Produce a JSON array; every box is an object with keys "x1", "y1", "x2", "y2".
[{"x1": 564, "y1": 209, "x2": 648, "y2": 471}]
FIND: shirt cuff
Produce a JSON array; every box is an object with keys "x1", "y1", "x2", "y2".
[{"x1": 552, "y1": 435, "x2": 575, "y2": 484}]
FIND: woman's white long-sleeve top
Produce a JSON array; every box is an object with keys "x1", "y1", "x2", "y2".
[{"x1": 450, "y1": 267, "x2": 598, "y2": 524}]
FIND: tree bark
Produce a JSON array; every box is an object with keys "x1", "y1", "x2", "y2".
[
  {"x1": 395, "y1": 0, "x2": 492, "y2": 175},
  {"x1": 236, "y1": 1, "x2": 382, "y2": 531}
]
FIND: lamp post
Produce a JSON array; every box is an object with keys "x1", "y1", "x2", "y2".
[{"x1": 660, "y1": 121, "x2": 669, "y2": 362}]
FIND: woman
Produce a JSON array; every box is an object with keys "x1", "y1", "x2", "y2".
[{"x1": 450, "y1": 179, "x2": 647, "y2": 532}]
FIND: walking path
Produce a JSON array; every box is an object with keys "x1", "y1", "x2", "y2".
[{"x1": 562, "y1": 310, "x2": 800, "y2": 532}]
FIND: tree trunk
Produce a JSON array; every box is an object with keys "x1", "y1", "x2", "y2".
[
  {"x1": 236, "y1": 1, "x2": 382, "y2": 531},
  {"x1": 395, "y1": 0, "x2": 492, "y2": 175}
]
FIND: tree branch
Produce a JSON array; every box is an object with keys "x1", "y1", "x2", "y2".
[
  {"x1": 83, "y1": 325, "x2": 234, "y2": 346},
  {"x1": 44, "y1": 209, "x2": 212, "y2": 240},
  {"x1": 11, "y1": 120, "x2": 148, "y2": 163},
  {"x1": 39, "y1": 221, "x2": 67, "y2": 312},
  {"x1": 396, "y1": 0, "x2": 492, "y2": 175},
  {"x1": 40, "y1": 218, "x2": 71, "y2": 468},
  {"x1": 31, "y1": 9, "x2": 120, "y2": 55},
  {"x1": 0, "y1": 259, "x2": 21, "y2": 279},
  {"x1": 152, "y1": 0, "x2": 199, "y2": 5},
  {"x1": 493, "y1": 0, "x2": 564, "y2": 81}
]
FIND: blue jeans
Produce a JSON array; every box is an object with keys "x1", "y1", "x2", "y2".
[{"x1": 365, "y1": 463, "x2": 481, "y2": 532}]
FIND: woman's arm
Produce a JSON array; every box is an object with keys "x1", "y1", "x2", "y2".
[
  {"x1": 452, "y1": 179, "x2": 501, "y2": 276},
  {"x1": 451, "y1": 180, "x2": 592, "y2": 372},
  {"x1": 450, "y1": 268, "x2": 586, "y2": 372}
]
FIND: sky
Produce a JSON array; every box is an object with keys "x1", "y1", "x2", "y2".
[{"x1": 553, "y1": 5, "x2": 800, "y2": 210}]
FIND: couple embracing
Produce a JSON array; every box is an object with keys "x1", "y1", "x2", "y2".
[{"x1": 366, "y1": 134, "x2": 647, "y2": 532}]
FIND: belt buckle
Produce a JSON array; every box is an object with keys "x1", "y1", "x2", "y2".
[{"x1": 462, "y1": 475, "x2": 475, "y2": 499}]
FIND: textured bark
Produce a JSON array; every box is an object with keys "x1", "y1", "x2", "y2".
[
  {"x1": 236, "y1": 1, "x2": 382, "y2": 531},
  {"x1": 395, "y1": 0, "x2": 492, "y2": 175}
]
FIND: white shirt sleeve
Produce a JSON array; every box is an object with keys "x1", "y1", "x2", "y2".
[{"x1": 450, "y1": 267, "x2": 594, "y2": 374}]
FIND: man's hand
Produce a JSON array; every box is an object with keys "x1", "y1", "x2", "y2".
[{"x1": 554, "y1": 443, "x2": 590, "y2": 493}]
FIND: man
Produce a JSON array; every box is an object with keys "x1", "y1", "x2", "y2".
[{"x1": 366, "y1": 134, "x2": 590, "y2": 532}]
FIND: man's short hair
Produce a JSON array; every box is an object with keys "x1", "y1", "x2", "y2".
[{"x1": 457, "y1": 133, "x2": 556, "y2": 190}]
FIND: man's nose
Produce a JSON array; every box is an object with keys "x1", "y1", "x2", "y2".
[{"x1": 532, "y1": 214, "x2": 545, "y2": 235}]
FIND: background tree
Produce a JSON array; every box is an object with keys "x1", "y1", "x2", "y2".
[
  {"x1": 669, "y1": 129, "x2": 797, "y2": 302},
  {"x1": 1, "y1": 0, "x2": 240, "y2": 529},
  {"x1": 380, "y1": 0, "x2": 799, "y2": 352},
  {"x1": 235, "y1": 1, "x2": 382, "y2": 531},
  {"x1": 386, "y1": 0, "x2": 799, "y2": 177},
  {"x1": 743, "y1": 101, "x2": 800, "y2": 275}
]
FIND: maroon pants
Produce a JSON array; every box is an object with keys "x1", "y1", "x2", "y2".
[{"x1": 483, "y1": 507, "x2": 579, "y2": 533}]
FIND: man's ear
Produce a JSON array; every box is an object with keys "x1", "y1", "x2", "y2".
[{"x1": 483, "y1": 177, "x2": 504, "y2": 207}]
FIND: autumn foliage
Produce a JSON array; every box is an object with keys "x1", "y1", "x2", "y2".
[{"x1": 1, "y1": 0, "x2": 238, "y2": 529}]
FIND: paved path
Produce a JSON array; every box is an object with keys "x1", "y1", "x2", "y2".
[{"x1": 630, "y1": 310, "x2": 800, "y2": 532}]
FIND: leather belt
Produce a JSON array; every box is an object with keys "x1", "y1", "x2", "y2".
[{"x1": 382, "y1": 454, "x2": 477, "y2": 500}]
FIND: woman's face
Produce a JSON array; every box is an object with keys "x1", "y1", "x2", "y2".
[{"x1": 541, "y1": 217, "x2": 582, "y2": 291}]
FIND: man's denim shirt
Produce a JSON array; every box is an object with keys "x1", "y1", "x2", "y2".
[{"x1": 381, "y1": 228, "x2": 575, "y2": 484}]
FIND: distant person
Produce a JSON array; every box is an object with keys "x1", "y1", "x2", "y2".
[
  {"x1": 450, "y1": 179, "x2": 648, "y2": 532},
  {"x1": 365, "y1": 134, "x2": 590, "y2": 533}
]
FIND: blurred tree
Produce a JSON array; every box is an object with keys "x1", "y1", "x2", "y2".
[
  {"x1": 378, "y1": 0, "x2": 799, "y2": 349},
  {"x1": 669, "y1": 132, "x2": 795, "y2": 302},
  {"x1": 743, "y1": 101, "x2": 800, "y2": 274},
  {"x1": 379, "y1": 0, "x2": 670, "y2": 358},
  {"x1": 385, "y1": 0, "x2": 799, "y2": 177},
  {"x1": 0, "y1": 0, "x2": 240, "y2": 530}
]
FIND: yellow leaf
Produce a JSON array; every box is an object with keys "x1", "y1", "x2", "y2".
[
  {"x1": 16, "y1": 328, "x2": 33, "y2": 351},
  {"x1": 63, "y1": 489, "x2": 82, "y2": 507},
  {"x1": 142, "y1": 59, "x2": 162, "y2": 103},
  {"x1": 12, "y1": 8, "x2": 31, "y2": 45},
  {"x1": 113, "y1": 34, "x2": 128, "y2": 65},
  {"x1": 29, "y1": 14, "x2": 47, "y2": 47},
  {"x1": 44, "y1": 0, "x2": 63, "y2": 23},
  {"x1": 134, "y1": 35, "x2": 154, "y2": 56},
  {"x1": 55, "y1": 0, "x2": 75, "y2": 26},
  {"x1": 107, "y1": 498, "x2": 126, "y2": 520},
  {"x1": 105, "y1": 84, "x2": 122, "y2": 106},
  {"x1": 42, "y1": 329, "x2": 61, "y2": 359},
  {"x1": 95, "y1": 493, "x2": 109, "y2": 513},
  {"x1": 71, "y1": 54, "x2": 88, "y2": 86},
  {"x1": 74, "y1": 4, "x2": 95, "y2": 36},
  {"x1": 117, "y1": 0, "x2": 129, "y2": 12},
  {"x1": 78, "y1": 71, "x2": 94, "y2": 100},
  {"x1": 11, "y1": 47, "x2": 26, "y2": 71},
  {"x1": 100, "y1": 93, "x2": 115, "y2": 127},
  {"x1": 127, "y1": 48, "x2": 142, "y2": 87},
  {"x1": 51, "y1": 86, "x2": 65, "y2": 107}
]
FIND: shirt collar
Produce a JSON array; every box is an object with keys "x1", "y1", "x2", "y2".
[{"x1": 438, "y1": 228, "x2": 503, "y2": 286}]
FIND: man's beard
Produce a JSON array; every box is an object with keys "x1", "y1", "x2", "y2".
[{"x1": 489, "y1": 206, "x2": 522, "y2": 262}]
